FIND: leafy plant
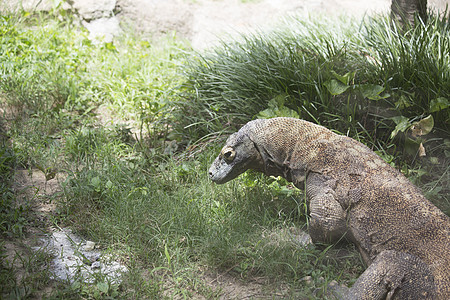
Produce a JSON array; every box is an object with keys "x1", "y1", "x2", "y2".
[
  {"x1": 361, "y1": 15, "x2": 450, "y2": 124},
  {"x1": 178, "y1": 12, "x2": 449, "y2": 154},
  {"x1": 256, "y1": 94, "x2": 300, "y2": 119},
  {"x1": 390, "y1": 115, "x2": 435, "y2": 158}
]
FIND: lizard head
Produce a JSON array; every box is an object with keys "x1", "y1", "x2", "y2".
[{"x1": 209, "y1": 130, "x2": 263, "y2": 184}]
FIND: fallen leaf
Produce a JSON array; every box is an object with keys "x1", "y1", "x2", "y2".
[{"x1": 418, "y1": 143, "x2": 426, "y2": 157}]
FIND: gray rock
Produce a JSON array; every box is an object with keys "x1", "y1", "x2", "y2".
[
  {"x1": 1, "y1": 0, "x2": 53, "y2": 12},
  {"x1": 82, "y1": 16, "x2": 122, "y2": 43},
  {"x1": 72, "y1": 0, "x2": 117, "y2": 20},
  {"x1": 33, "y1": 228, "x2": 127, "y2": 284},
  {"x1": 83, "y1": 241, "x2": 96, "y2": 251}
]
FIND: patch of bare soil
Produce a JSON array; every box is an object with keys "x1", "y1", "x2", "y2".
[
  {"x1": 2, "y1": 169, "x2": 62, "y2": 297},
  {"x1": 13, "y1": 169, "x2": 60, "y2": 218},
  {"x1": 117, "y1": 0, "x2": 392, "y2": 49},
  {"x1": 203, "y1": 270, "x2": 288, "y2": 299}
]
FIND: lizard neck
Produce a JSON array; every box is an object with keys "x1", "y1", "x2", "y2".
[{"x1": 248, "y1": 118, "x2": 334, "y2": 185}]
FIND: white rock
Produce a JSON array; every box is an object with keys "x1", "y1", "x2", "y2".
[
  {"x1": 83, "y1": 241, "x2": 96, "y2": 251},
  {"x1": 33, "y1": 228, "x2": 127, "y2": 284},
  {"x1": 83, "y1": 16, "x2": 122, "y2": 43},
  {"x1": 72, "y1": 0, "x2": 117, "y2": 20}
]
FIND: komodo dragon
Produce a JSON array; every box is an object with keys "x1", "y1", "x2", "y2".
[{"x1": 208, "y1": 117, "x2": 450, "y2": 299}]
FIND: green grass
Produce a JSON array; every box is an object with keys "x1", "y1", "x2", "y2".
[
  {"x1": 362, "y1": 16, "x2": 450, "y2": 111},
  {"x1": 178, "y1": 14, "x2": 449, "y2": 143},
  {"x1": 0, "y1": 5, "x2": 448, "y2": 299},
  {"x1": 57, "y1": 129, "x2": 363, "y2": 298}
]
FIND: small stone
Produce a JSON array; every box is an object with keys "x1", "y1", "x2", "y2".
[
  {"x1": 83, "y1": 17, "x2": 121, "y2": 43},
  {"x1": 83, "y1": 241, "x2": 96, "y2": 251},
  {"x1": 329, "y1": 280, "x2": 338, "y2": 287},
  {"x1": 86, "y1": 252, "x2": 101, "y2": 262},
  {"x1": 302, "y1": 276, "x2": 313, "y2": 285},
  {"x1": 91, "y1": 261, "x2": 101, "y2": 269}
]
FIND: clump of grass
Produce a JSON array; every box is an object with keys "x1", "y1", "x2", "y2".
[
  {"x1": 176, "y1": 16, "x2": 368, "y2": 138},
  {"x1": 0, "y1": 13, "x2": 90, "y2": 115},
  {"x1": 177, "y1": 13, "x2": 449, "y2": 146},
  {"x1": 361, "y1": 14, "x2": 450, "y2": 123},
  {"x1": 0, "y1": 122, "x2": 22, "y2": 297},
  {"x1": 0, "y1": 8, "x2": 187, "y2": 175},
  {"x1": 80, "y1": 32, "x2": 187, "y2": 124}
]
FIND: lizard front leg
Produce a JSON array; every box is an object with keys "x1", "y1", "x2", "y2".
[
  {"x1": 305, "y1": 172, "x2": 347, "y2": 244},
  {"x1": 345, "y1": 250, "x2": 436, "y2": 300}
]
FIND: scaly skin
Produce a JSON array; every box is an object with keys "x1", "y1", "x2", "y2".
[{"x1": 209, "y1": 117, "x2": 450, "y2": 299}]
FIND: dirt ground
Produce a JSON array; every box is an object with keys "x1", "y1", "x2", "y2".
[
  {"x1": 116, "y1": 0, "x2": 392, "y2": 49},
  {"x1": 116, "y1": 0, "x2": 448, "y2": 49},
  {"x1": 5, "y1": 0, "x2": 449, "y2": 49}
]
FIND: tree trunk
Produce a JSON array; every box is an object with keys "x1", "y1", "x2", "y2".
[{"x1": 391, "y1": 0, "x2": 428, "y2": 27}]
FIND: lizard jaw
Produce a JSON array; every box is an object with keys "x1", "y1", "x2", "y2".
[{"x1": 209, "y1": 157, "x2": 245, "y2": 184}]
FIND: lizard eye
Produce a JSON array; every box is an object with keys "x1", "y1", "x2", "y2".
[{"x1": 221, "y1": 147, "x2": 236, "y2": 162}]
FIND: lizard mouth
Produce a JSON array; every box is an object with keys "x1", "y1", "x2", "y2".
[
  {"x1": 209, "y1": 160, "x2": 234, "y2": 184},
  {"x1": 208, "y1": 156, "x2": 245, "y2": 184}
]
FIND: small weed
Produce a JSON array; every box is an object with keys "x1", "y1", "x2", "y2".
[
  {"x1": 0, "y1": 242, "x2": 54, "y2": 299},
  {"x1": 0, "y1": 121, "x2": 28, "y2": 238},
  {"x1": 0, "y1": 241, "x2": 16, "y2": 296}
]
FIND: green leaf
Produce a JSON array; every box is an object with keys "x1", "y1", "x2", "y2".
[
  {"x1": 331, "y1": 70, "x2": 356, "y2": 85},
  {"x1": 52, "y1": 0, "x2": 63, "y2": 9},
  {"x1": 390, "y1": 116, "x2": 410, "y2": 139},
  {"x1": 71, "y1": 281, "x2": 81, "y2": 291},
  {"x1": 445, "y1": 150, "x2": 450, "y2": 158},
  {"x1": 357, "y1": 84, "x2": 385, "y2": 100},
  {"x1": 105, "y1": 180, "x2": 113, "y2": 189},
  {"x1": 164, "y1": 244, "x2": 171, "y2": 265},
  {"x1": 430, "y1": 157, "x2": 439, "y2": 164},
  {"x1": 90, "y1": 176, "x2": 101, "y2": 188},
  {"x1": 97, "y1": 282, "x2": 109, "y2": 294},
  {"x1": 410, "y1": 115, "x2": 434, "y2": 137},
  {"x1": 256, "y1": 95, "x2": 299, "y2": 119},
  {"x1": 394, "y1": 95, "x2": 412, "y2": 109},
  {"x1": 324, "y1": 79, "x2": 349, "y2": 95},
  {"x1": 256, "y1": 108, "x2": 276, "y2": 119},
  {"x1": 277, "y1": 106, "x2": 300, "y2": 118},
  {"x1": 103, "y1": 42, "x2": 117, "y2": 51},
  {"x1": 270, "y1": 94, "x2": 286, "y2": 107},
  {"x1": 429, "y1": 97, "x2": 449, "y2": 113}
]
